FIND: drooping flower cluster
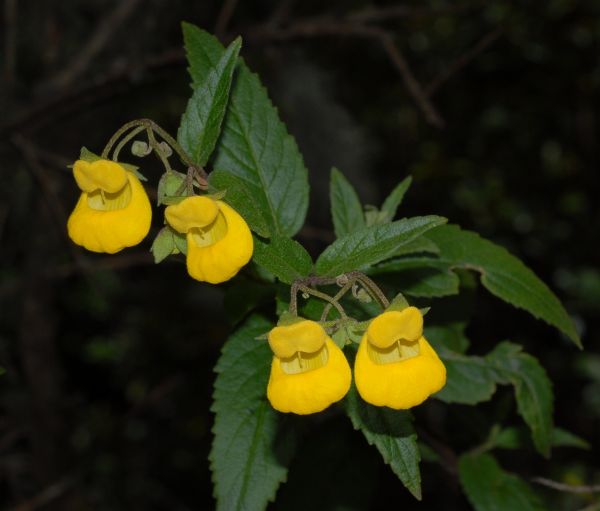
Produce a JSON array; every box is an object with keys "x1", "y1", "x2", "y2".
[
  {"x1": 267, "y1": 306, "x2": 446, "y2": 415},
  {"x1": 67, "y1": 155, "x2": 252, "y2": 284}
]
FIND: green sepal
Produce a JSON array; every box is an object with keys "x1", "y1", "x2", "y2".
[
  {"x1": 79, "y1": 146, "x2": 102, "y2": 162},
  {"x1": 173, "y1": 230, "x2": 187, "y2": 255},
  {"x1": 331, "y1": 319, "x2": 364, "y2": 348},
  {"x1": 160, "y1": 195, "x2": 190, "y2": 206},
  {"x1": 125, "y1": 165, "x2": 147, "y2": 182},
  {"x1": 277, "y1": 311, "x2": 305, "y2": 327},
  {"x1": 386, "y1": 293, "x2": 410, "y2": 312},
  {"x1": 157, "y1": 171, "x2": 187, "y2": 205},
  {"x1": 150, "y1": 227, "x2": 176, "y2": 263}
]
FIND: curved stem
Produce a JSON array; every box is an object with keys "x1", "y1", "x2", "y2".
[
  {"x1": 143, "y1": 119, "x2": 207, "y2": 178},
  {"x1": 351, "y1": 272, "x2": 390, "y2": 309},
  {"x1": 298, "y1": 284, "x2": 347, "y2": 320},
  {"x1": 112, "y1": 125, "x2": 146, "y2": 161},
  {"x1": 146, "y1": 127, "x2": 173, "y2": 174},
  {"x1": 320, "y1": 280, "x2": 354, "y2": 322},
  {"x1": 101, "y1": 120, "x2": 143, "y2": 159}
]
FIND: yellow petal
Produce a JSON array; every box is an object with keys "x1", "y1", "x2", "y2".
[
  {"x1": 354, "y1": 334, "x2": 446, "y2": 409},
  {"x1": 165, "y1": 196, "x2": 219, "y2": 234},
  {"x1": 67, "y1": 171, "x2": 152, "y2": 253},
  {"x1": 268, "y1": 320, "x2": 327, "y2": 359},
  {"x1": 73, "y1": 159, "x2": 127, "y2": 194},
  {"x1": 367, "y1": 307, "x2": 423, "y2": 349},
  {"x1": 185, "y1": 201, "x2": 253, "y2": 284},
  {"x1": 267, "y1": 338, "x2": 351, "y2": 415}
]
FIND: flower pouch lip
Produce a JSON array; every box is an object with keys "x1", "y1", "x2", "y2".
[
  {"x1": 267, "y1": 320, "x2": 352, "y2": 415},
  {"x1": 354, "y1": 308, "x2": 447, "y2": 410},
  {"x1": 164, "y1": 195, "x2": 253, "y2": 284},
  {"x1": 67, "y1": 159, "x2": 152, "y2": 254}
]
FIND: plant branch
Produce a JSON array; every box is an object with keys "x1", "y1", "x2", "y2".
[
  {"x1": 40, "y1": 0, "x2": 144, "y2": 93},
  {"x1": 245, "y1": 20, "x2": 445, "y2": 128},
  {"x1": 425, "y1": 26, "x2": 503, "y2": 97},
  {"x1": 532, "y1": 477, "x2": 600, "y2": 494}
]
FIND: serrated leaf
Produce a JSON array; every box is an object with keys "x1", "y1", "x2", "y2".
[
  {"x1": 150, "y1": 227, "x2": 175, "y2": 263},
  {"x1": 330, "y1": 167, "x2": 365, "y2": 238},
  {"x1": 183, "y1": 25, "x2": 309, "y2": 238},
  {"x1": 315, "y1": 216, "x2": 447, "y2": 277},
  {"x1": 182, "y1": 21, "x2": 223, "y2": 84},
  {"x1": 425, "y1": 225, "x2": 581, "y2": 347},
  {"x1": 486, "y1": 342, "x2": 554, "y2": 457},
  {"x1": 178, "y1": 37, "x2": 241, "y2": 166},
  {"x1": 209, "y1": 169, "x2": 270, "y2": 237},
  {"x1": 381, "y1": 176, "x2": 412, "y2": 222},
  {"x1": 370, "y1": 257, "x2": 460, "y2": 298},
  {"x1": 459, "y1": 453, "x2": 545, "y2": 511},
  {"x1": 345, "y1": 383, "x2": 421, "y2": 500},
  {"x1": 210, "y1": 316, "x2": 296, "y2": 511},
  {"x1": 433, "y1": 349, "x2": 498, "y2": 405},
  {"x1": 252, "y1": 236, "x2": 313, "y2": 284}
]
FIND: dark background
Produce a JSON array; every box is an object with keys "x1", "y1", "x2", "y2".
[{"x1": 1, "y1": 0, "x2": 599, "y2": 509}]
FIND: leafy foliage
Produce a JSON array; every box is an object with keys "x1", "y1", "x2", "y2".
[
  {"x1": 459, "y1": 453, "x2": 545, "y2": 511},
  {"x1": 253, "y1": 236, "x2": 313, "y2": 284},
  {"x1": 380, "y1": 176, "x2": 413, "y2": 223},
  {"x1": 345, "y1": 384, "x2": 422, "y2": 500},
  {"x1": 315, "y1": 216, "x2": 447, "y2": 276},
  {"x1": 487, "y1": 342, "x2": 554, "y2": 457},
  {"x1": 330, "y1": 167, "x2": 366, "y2": 237},
  {"x1": 182, "y1": 24, "x2": 309, "y2": 238},
  {"x1": 178, "y1": 37, "x2": 241, "y2": 166},
  {"x1": 210, "y1": 316, "x2": 296, "y2": 511},
  {"x1": 424, "y1": 225, "x2": 580, "y2": 346}
]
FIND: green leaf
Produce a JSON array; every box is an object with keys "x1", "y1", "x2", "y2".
[
  {"x1": 494, "y1": 426, "x2": 590, "y2": 451},
  {"x1": 459, "y1": 453, "x2": 545, "y2": 511},
  {"x1": 182, "y1": 24, "x2": 309, "y2": 238},
  {"x1": 178, "y1": 37, "x2": 241, "y2": 166},
  {"x1": 209, "y1": 169, "x2": 270, "y2": 237},
  {"x1": 550, "y1": 427, "x2": 591, "y2": 449},
  {"x1": 486, "y1": 342, "x2": 554, "y2": 457},
  {"x1": 315, "y1": 216, "x2": 447, "y2": 277},
  {"x1": 381, "y1": 176, "x2": 412, "y2": 222},
  {"x1": 252, "y1": 236, "x2": 313, "y2": 284},
  {"x1": 330, "y1": 167, "x2": 365, "y2": 238},
  {"x1": 425, "y1": 322, "x2": 470, "y2": 353},
  {"x1": 150, "y1": 227, "x2": 175, "y2": 263},
  {"x1": 370, "y1": 257, "x2": 460, "y2": 298},
  {"x1": 182, "y1": 21, "x2": 223, "y2": 84},
  {"x1": 345, "y1": 384, "x2": 421, "y2": 500},
  {"x1": 393, "y1": 235, "x2": 439, "y2": 256},
  {"x1": 433, "y1": 349, "x2": 498, "y2": 405},
  {"x1": 210, "y1": 316, "x2": 296, "y2": 511},
  {"x1": 425, "y1": 225, "x2": 581, "y2": 347}
]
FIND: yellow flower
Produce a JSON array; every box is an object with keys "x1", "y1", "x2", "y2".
[
  {"x1": 67, "y1": 159, "x2": 152, "y2": 254},
  {"x1": 267, "y1": 319, "x2": 351, "y2": 415},
  {"x1": 164, "y1": 196, "x2": 253, "y2": 284},
  {"x1": 354, "y1": 307, "x2": 446, "y2": 409}
]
